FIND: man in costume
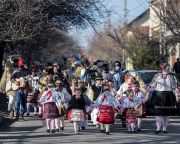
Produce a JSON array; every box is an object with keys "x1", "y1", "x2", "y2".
[
  {"x1": 112, "y1": 61, "x2": 125, "y2": 91},
  {"x1": 11, "y1": 59, "x2": 30, "y2": 121}
]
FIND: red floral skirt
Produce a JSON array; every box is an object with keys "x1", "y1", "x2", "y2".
[
  {"x1": 97, "y1": 105, "x2": 115, "y2": 124},
  {"x1": 126, "y1": 108, "x2": 136, "y2": 123},
  {"x1": 43, "y1": 102, "x2": 59, "y2": 119}
]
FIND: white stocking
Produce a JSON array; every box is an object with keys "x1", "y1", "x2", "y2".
[
  {"x1": 73, "y1": 122, "x2": 79, "y2": 133},
  {"x1": 60, "y1": 116, "x2": 64, "y2": 127},
  {"x1": 126, "y1": 123, "x2": 131, "y2": 131},
  {"x1": 32, "y1": 103, "x2": 37, "y2": 114},
  {"x1": 162, "y1": 116, "x2": 169, "y2": 131},
  {"x1": 105, "y1": 124, "x2": 110, "y2": 132},
  {"x1": 50, "y1": 119, "x2": 55, "y2": 130},
  {"x1": 156, "y1": 116, "x2": 162, "y2": 131},
  {"x1": 137, "y1": 118, "x2": 142, "y2": 129},
  {"x1": 39, "y1": 106, "x2": 42, "y2": 115},
  {"x1": 27, "y1": 103, "x2": 31, "y2": 113},
  {"x1": 130, "y1": 123, "x2": 135, "y2": 131},
  {"x1": 46, "y1": 119, "x2": 51, "y2": 130},
  {"x1": 100, "y1": 124, "x2": 105, "y2": 130},
  {"x1": 55, "y1": 118, "x2": 59, "y2": 129}
]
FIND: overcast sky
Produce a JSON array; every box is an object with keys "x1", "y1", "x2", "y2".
[{"x1": 70, "y1": 0, "x2": 149, "y2": 49}]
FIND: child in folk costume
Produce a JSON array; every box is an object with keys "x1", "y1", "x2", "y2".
[
  {"x1": 76, "y1": 79, "x2": 91, "y2": 130},
  {"x1": 70, "y1": 79, "x2": 78, "y2": 95},
  {"x1": 123, "y1": 89, "x2": 136, "y2": 133},
  {"x1": 95, "y1": 82, "x2": 119, "y2": 135},
  {"x1": 67, "y1": 88, "x2": 86, "y2": 134},
  {"x1": 27, "y1": 67, "x2": 40, "y2": 116},
  {"x1": 40, "y1": 83, "x2": 62, "y2": 133},
  {"x1": 79, "y1": 89, "x2": 92, "y2": 130},
  {"x1": 54, "y1": 78, "x2": 71, "y2": 131},
  {"x1": 116, "y1": 74, "x2": 134, "y2": 127},
  {"x1": 133, "y1": 81, "x2": 147, "y2": 132},
  {"x1": 38, "y1": 85, "x2": 46, "y2": 117}
]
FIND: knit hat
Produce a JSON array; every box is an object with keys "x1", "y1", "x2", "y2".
[{"x1": 17, "y1": 59, "x2": 25, "y2": 67}]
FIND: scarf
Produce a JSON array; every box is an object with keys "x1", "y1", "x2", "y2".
[
  {"x1": 134, "y1": 89, "x2": 140, "y2": 95},
  {"x1": 102, "y1": 94, "x2": 107, "y2": 102},
  {"x1": 47, "y1": 90, "x2": 52, "y2": 100}
]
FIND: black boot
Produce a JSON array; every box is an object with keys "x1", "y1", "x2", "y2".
[
  {"x1": 15, "y1": 114, "x2": 19, "y2": 121},
  {"x1": 20, "y1": 113, "x2": 25, "y2": 121}
]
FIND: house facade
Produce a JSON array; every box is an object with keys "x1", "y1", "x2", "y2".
[
  {"x1": 126, "y1": 0, "x2": 180, "y2": 69},
  {"x1": 150, "y1": 0, "x2": 180, "y2": 67}
]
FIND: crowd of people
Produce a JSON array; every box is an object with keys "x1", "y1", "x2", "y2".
[{"x1": 0, "y1": 55, "x2": 179, "y2": 135}]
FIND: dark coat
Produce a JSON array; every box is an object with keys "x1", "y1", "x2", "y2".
[{"x1": 68, "y1": 95, "x2": 86, "y2": 111}]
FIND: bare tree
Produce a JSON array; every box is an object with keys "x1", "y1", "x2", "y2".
[
  {"x1": 151, "y1": 0, "x2": 180, "y2": 41},
  {"x1": 89, "y1": 26, "x2": 123, "y2": 62},
  {"x1": 0, "y1": 0, "x2": 105, "y2": 42},
  {"x1": 0, "y1": 0, "x2": 106, "y2": 74},
  {"x1": 106, "y1": 25, "x2": 160, "y2": 69}
]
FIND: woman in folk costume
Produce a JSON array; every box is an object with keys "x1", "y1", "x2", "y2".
[
  {"x1": 148, "y1": 63, "x2": 179, "y2": 134},
  {"x1": 54, "y1": 78, "x2": 71, "y2": 131},
  {"x1": 133, "y1": 81, "x2": 147, "y2": 132},
  {"x1": 116, "y1": 74, "x2": 135, "y2": 127},
  {"x1": 94, "y1": 81, "x2": 119, "y2": 135},
  {"x1": 0, "y1": 60, "x2": 16, "y2": 118},
  {"x1": 123, "y1": 89, "x2": 137, "y2": 133},
  {"x1": 40, "y1": 83, "x2": 62, "y2": 133},
  {"x1": 67, "y1": 88, "x2": 86, "y2": 134}
]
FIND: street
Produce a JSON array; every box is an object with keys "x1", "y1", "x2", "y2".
[{"x1": 0, "y1": 116, "x2": 180, "y2": 144}]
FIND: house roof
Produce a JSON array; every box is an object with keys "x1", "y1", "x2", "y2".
[{"x1": 127, "y1": 8, "x2": 150, "y2": 27}]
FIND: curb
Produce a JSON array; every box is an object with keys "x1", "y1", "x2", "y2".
[
  {"x1": 0, "y1": 114, "x2": 4, "y2": 124},
  {"x1": 0, "y1": 115, "x2": 4, "y2": 123}
]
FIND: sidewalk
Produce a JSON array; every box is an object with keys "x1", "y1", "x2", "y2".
[{"x1": 0, "y1": 93, "x2": 9, "y2": 124}]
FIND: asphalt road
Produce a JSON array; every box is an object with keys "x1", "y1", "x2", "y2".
[{"x1": 0, "y1": 115, "x2": 180, "y2": 144}]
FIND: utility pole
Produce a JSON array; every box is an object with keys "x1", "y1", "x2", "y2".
[
  {"x1": 124, "y1": 0, "x2": 128, "y2": 26},
  {"x1": 123, "y1": 0, "x2": 128, "y2": 67},
  {"x1": 159, "y1": 0, "x2": 167, "y2": 63}
]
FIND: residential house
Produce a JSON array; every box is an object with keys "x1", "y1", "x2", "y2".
[
  {"x1": 125, "y1": 9, "x2": 150, "y2": 69},
  {"x1": 150, "y1": 0, "x2": 180, "y2": 67}
]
